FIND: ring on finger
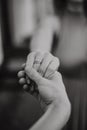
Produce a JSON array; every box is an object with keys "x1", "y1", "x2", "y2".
[{"x1": 34, "y1": 60, "x2": 42, "y2": 64}]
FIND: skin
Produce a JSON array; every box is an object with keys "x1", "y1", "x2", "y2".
[
  {"x1": 18, "y1": 52, "x2": 60, "y2": 91},
  {"x1": 18, "y1": 53, "x2": 71, "y2": 130}
]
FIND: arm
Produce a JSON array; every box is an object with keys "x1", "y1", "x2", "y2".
[
  {"x1": 30, "y1": 16, "x2": 61, "y2": 52},
  {"x1": 30, "y1": 98, "x2": 70, "y2": 130},
  {"x1": 18, "y1": 53, "x2": 71, "y2": 130},
  {"x1": 26, "y1": 69, "x2": 71, "y2": 130}
]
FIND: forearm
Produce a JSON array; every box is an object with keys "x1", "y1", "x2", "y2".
[
  {"x1": 30, "y1": 16, "x2": 59, "y2": 52},
  {"x1": 29, "y1": 102, "x2": 71, "y2": 130},
  {"x1": 30, "y1": 23, "x2": 53, "y2": 52},
  {"x1": 30, "y1": 0, "x2": 55, "y2": 52}
]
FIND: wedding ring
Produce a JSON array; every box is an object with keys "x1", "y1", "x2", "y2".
[{"x1": 34, "y1": 60, "x2": 41, "y2": 64}]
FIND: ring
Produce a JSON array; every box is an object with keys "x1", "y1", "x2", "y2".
[{"x1": 34, "y1": 60, "x2": 41, "y2": 64}]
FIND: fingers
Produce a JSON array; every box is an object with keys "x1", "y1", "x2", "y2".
[
  {"x1": 25, "y1": 52, "x2": 60, "y2": 82},
  {"x1": 18, "y1": 70, "x2": 30, "y2": 86},
  {"x1": 25, "y1": 66, "x2": 45, "y2": 85},
  {"x1": 25, "y1": 51, "x2": 43, "y2": 75},
  {"x1": 18, "y1": 70, "x2": 25, "y2": 78},
  {"x1": 18, "y1": 62, "x2": 39, "y2": 97},
  {"x1": 44, "y1": 57, "x2": 60, "y2": 78},
  {"x1": 18, "y1": 63, "x2": 27, "y2": 85},
  {"x1": 38, "y1": 52, "x2": 53, "y2": 76},
  {"x1": 26, "y1": 52, "x2": 36, "y2": 69},
  {"x1": 51, "y1": 71, "x2": 62, "y2": 82},
  {"x1": 18, "y1": 70, "x2": 36, "y2": 93},
  {"x1": 25, "y1": 52, "x2": 60, "y2": 80},
  {"x1": 19, "y1": 77, "x2": 26, "y2": 84},
  {"x1": 33, "y1": 51, "x2": 44, "y2": 71},
  {"x1": 25, "y1": 52, "x2": 44, "y2": 84}
]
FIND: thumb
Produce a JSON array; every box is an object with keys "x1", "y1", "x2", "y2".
[{"x1": 25, "y1": 66, "x2": 45, "y2": 85}]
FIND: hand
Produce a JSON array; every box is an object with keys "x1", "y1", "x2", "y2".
[
  {"x1": 21, "y1": 53, "x2": 70, "y2": 110},
  {"x1": 26, "y1": 51, "x2": 60, "y2": 78},
  {"x1": 25, "y1": 68, "x2": 71, "y2": 130},
  {"x1": 18, "y1": 51, "x2": 60, "y2": 93},
  {"x1": 18, "y1": 52, "x2": 59, "y2": 109}
]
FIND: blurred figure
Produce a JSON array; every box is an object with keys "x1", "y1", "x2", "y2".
[
  {"x1": 30, "y1": 0, "x2": 87, "y2": 68},
  {"x1": 8, "y1": 0, "x2": 36, "y2": 47}
]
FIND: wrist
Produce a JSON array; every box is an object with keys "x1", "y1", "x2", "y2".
[
  {"x1": 47, "y1": 96, "x2": 71, "y2": 119},
  {"x1": 44, "y1": 100, "x2": 71, "y2": 130}
]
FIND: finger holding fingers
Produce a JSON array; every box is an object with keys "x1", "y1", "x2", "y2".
[
  {"x1": 33, "y1": 51, "x2": 44, "y2": 71},
  {"x1": 25, "y1": 66, "x2": 45, "y2": 85},
  {"x1": 45, "y1": 57, "x2": 60, "y2": 79},
  {"x1": 39, "y1": 52, "x2": 53, "y2": 76}
]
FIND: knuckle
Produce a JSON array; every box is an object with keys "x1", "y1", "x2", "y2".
[{"x1": 48, "y1": 65, "x2": 53, "y2": 72}]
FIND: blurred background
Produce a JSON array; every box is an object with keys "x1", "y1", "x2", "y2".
[
  {"x1": 0, "y1": 0, "x2": 44, "y2": 130},
  {"x1": 0, "y1": 0, "x2": 55, "y2": 129},
  {"x1": 0, "y1": 0, "x2": 87, "y2": 130}
]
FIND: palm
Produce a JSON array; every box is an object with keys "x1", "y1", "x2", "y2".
[
  {"x1": 30, "y1": 80, "x2": 51, "y2": 111},
  {"x1": 31, "y1": 75, "x2": 60, "y2": 111}
]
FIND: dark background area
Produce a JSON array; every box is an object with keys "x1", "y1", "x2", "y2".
[{"x1": 0, "y1": 1, "x2": 43, "y2": 130}]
